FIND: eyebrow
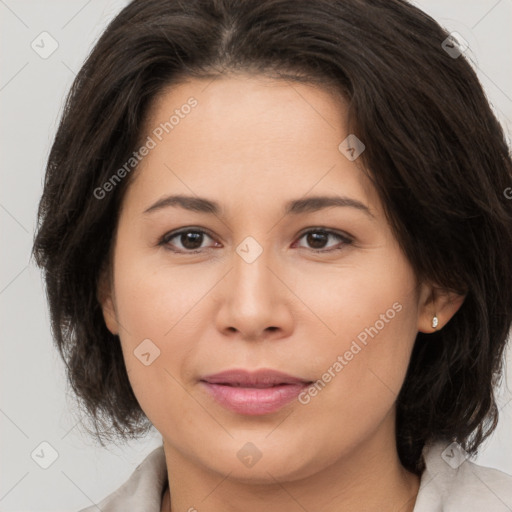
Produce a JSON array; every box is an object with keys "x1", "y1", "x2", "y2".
[{"x1": 143, "y1": 194, "x2": 375, "y2": 219}]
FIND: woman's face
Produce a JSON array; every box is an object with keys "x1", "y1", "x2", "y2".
[{"x1": 100, "y1": 74, "x2": 440, "y2": 481}]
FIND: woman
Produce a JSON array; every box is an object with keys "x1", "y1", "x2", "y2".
[{"x1": 32, "y1": 0, "x2": 512, "y2": 510}]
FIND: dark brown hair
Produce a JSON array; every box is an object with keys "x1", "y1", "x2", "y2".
[{"x1": 31, "y1": 0, "x2": 512, "y2": 474}]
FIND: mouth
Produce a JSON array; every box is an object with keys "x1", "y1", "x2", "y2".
[
  {"x1": 205, "y1": 382, "x2": 298, "y2": 388},
  {"x1": 200, "y1": 368, "x2": 313, "y2": 387},
  {"x1": 199, "y1": 368, "x2": 314, "y2": 415}
]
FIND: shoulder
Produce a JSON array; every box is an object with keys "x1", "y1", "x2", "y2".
[
  {"x1": 414, "y1": 440, "x2": 512, "y2": 512},
  {"x1": 76, "y1": 444, "x2": 167, "y2": 512}
]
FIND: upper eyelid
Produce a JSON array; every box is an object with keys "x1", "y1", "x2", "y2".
[
  {"x1": 162, "y1": 227, "x2": 216, "y2": 243},
  {"x1": 295, "y1": 227, "x2": 353, "y2": 241}
]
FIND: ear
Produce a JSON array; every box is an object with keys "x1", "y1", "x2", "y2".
[
  {"x1": 417, "y1": 282, "x2": 466, "y2": 334},
  {"x1": 96, "y1": 263, "x2": 119, "y2": 336}
]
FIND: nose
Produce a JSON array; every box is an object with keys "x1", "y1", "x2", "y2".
[{"x1": 214, "y1": 241, "x2": 294, "y2": 342}]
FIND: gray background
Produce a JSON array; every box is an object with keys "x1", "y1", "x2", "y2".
[{"x1": 1, "y1": 1, "x2": 511, "y2": 511}]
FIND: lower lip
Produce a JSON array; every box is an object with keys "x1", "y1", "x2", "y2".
[{"x1": 200, "y1": 381, "x2": 310, "y2": 415}]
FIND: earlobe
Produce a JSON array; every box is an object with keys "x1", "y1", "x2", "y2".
[
  {"x1": 101, "y1": 296, "x2": 119, "y2": 336},
  {"x1": 96, "y1": 267, "x2": 119, "y2": 336},
  {"x1": 418, "y1": 285, "x2": 466, "y2": 334}
]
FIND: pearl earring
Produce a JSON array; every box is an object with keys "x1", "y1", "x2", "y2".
[{"x1": 432, "y1": 315, "x2": 439, "y2": 329}]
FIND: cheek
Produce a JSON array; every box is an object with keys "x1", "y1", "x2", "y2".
[
  {"x1": 293, "y1": 251, "x2": 418, "y2": 347},
  {"x1": 295, "y1": 253, "x2": 419, "y2": 406},
  {"x1": 110, "y1": 251, "x2": 214, "y2": 416},
  {"x1": 113, "y1": 251, "x2": 216, "y2": 342},
  {"x1": 114, "y1": 278, "x2": 198, "y2": 434}
]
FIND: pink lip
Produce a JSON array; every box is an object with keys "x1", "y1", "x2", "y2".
[{"x1": 200, "y1": 368, "x2": 312, "y2": 415}]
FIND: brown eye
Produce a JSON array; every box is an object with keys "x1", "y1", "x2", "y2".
[
  {"x1": 160, "y1": 229, "x2": 218, "y2": 253},
  {"x1": 295, "y1": 229, "x2": 353, "y2": 252}
]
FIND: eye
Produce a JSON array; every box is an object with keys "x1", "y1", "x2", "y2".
[
  {"x1": 158, "y1": 228, "x2": 219, "y2": 253},
  {"x1": 293, "y1": 228, "x2": 353, "y2": 252}
]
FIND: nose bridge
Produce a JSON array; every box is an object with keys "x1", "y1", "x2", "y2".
[
  {"x1": 216, "y1": 231, "x2": 291, "y2": 339},
  {"x1": 231, "y1": 233, "x2": 276, "y2": 304}
]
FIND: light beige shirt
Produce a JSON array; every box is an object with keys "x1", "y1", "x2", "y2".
[{"x1": 78, "y1": 441, "x2": 512, "y2": 511}]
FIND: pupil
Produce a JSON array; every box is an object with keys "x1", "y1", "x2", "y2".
[
  {"x1": 308, "y1": 232, "x2": 327, "y2": 249},
  {"x1": 182, "y1": 232, "x2": 202, "y2": 249}
]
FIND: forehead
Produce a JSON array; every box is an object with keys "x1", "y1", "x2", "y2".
[
  {"x1": 121, "y1": 74, "x2": 379, "y2": 217},
  {"x1": 143, "y1": 75, "x2": 344, "y2": 152}
]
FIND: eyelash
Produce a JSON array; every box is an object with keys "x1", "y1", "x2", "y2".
[{"x1": 157, "y1": 227, "x2": 354, "y2": 254}]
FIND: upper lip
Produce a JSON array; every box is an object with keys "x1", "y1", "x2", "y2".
[{"x1": 200, "y1": 368, "x2": 312, "y2": 388}]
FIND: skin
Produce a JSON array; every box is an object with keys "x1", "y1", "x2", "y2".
[{"x1": 98, "y1": 74, "x2": 465, "y2": 512}]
